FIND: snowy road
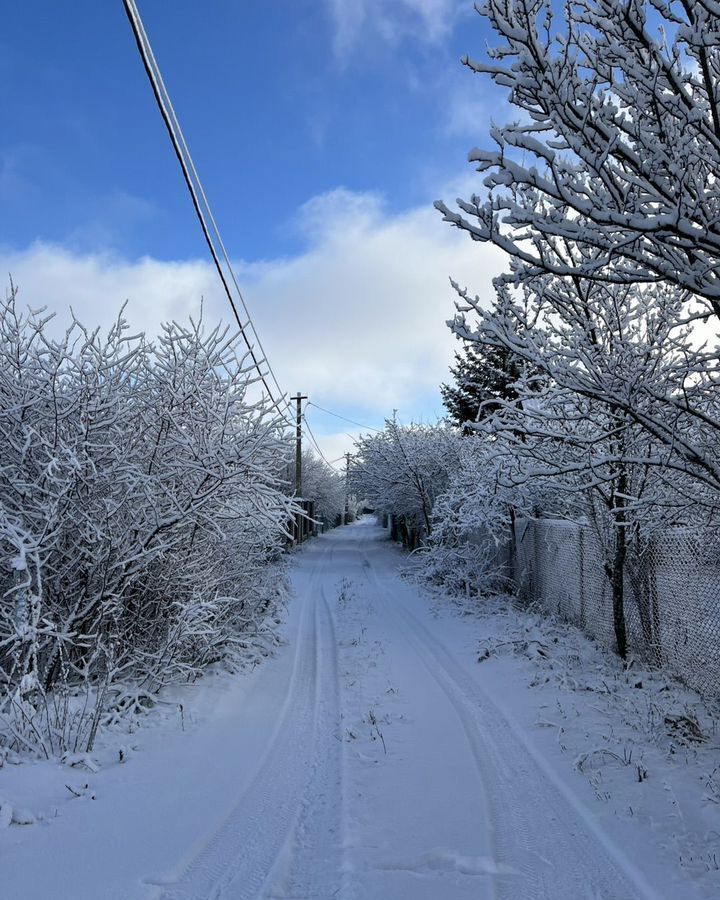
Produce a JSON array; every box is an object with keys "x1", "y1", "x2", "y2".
[
  {"x1": 2, "y1": 518, "x2": 711, "y2": 899},
  {"x1": 154, "y1": 519, "x2": 687, "y2": 900}
]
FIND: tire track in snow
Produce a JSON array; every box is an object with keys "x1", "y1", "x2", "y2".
[
  {"x1": 158, "y1": 542, "x2": 338, "y2": 900},
  {"x1": 344, "y1": 527, "x2": 499, "y2": 899},
  {"x1": 363, "y1": 543, "x2": 664, "y2": 900},
  {"x1": 262, "y1": 587, "x2": 343, "y2": 899}
]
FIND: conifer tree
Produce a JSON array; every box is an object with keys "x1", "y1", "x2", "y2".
[{"x1": 441, "y1": 339, "x2": 521, "y2": 430}]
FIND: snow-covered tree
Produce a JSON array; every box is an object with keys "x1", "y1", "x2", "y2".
[
  {"x1": 436, "y1": 0, "x2": 720, "y2": 318},
  {"x1": 428, "y1": 0, "x2": 720, "y2": 653},
  {"x1": 449, "y1": 271, "x2": 717, "y2": 655}
]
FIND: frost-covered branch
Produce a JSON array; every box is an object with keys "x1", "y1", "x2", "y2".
[{"x1": 437, "y1": 0, "x2": 720, "y2": 314}]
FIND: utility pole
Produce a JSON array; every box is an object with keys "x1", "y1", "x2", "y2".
[
  {"x1": 292, "y1": 393, "x2": 307, "y2": 542},
  {"x1": 292, "y1": 393, "x2": 307, "y2": 497},
  {"x1": 344, "y1": 452, "x2": 351, "y2": 525}
]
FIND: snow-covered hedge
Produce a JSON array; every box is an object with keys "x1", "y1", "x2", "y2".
[{"x1": 0, "y1": 286, "x2": 294, "y2": 758}]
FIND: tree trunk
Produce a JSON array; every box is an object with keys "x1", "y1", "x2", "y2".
[
  {"x1": 610, "y1": 473, "x2": 628, "y2": 659},
  {"x1": 611, "y1": 521, "x2": 628, "y2": 659}
]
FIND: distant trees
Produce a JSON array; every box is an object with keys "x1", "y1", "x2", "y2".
[
  {"x1": 353, "y1": 422, "x2": 460, "y2": 548},
  {"x1": 0, "y1": 286, "x2": 294, "y2": 758},
  {"x1": 283, "y1": 450, "x2": 345, "y2": 526}
]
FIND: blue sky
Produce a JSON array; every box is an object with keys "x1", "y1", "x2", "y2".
[{"x1": 1, "y1": 1, "x2": 506, "y2": 460}]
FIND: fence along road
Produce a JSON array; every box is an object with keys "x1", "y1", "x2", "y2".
[{"x1": 509, "y1": 518, "x2": 720, "y2": 697}]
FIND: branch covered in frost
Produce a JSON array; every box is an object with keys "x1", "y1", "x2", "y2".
[{"x1": 437, "y1": 0, "x2": 720, "y2": 314}]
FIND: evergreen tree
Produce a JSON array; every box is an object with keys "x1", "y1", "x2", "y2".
[{"x1": 441, "y1": 339, "x2": 522, "y2": 430}]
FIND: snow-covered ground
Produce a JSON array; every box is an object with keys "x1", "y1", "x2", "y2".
[{"x1": 2, "y1": 517, "x2": 719, "y2": 899}]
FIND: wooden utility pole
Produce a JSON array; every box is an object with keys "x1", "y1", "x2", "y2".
[
  {"x1": 292, "y1": 393, "x2": 307, "y2": 542},
  {"x1": 292, "y1": 394, "x2": 307, "y2": 497},
  {"x1": 344, "y1": 452, "x2": 351, "y2": 525}
]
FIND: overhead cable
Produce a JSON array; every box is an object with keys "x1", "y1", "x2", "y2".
[{"x1": 122, "y1": 0, "x2": 294, "y2": 427}]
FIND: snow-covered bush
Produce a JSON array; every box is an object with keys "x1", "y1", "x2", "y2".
[
  {"x1": 420, "y1": 437, "x2": 520, "y2": 597},
  {"x1": 0, "y1": 284, "x2": 294, "y2": 758}
]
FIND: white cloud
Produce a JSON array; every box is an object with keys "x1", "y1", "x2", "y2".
[
  {"x1": 1, "y1": 246, "x2": 211, "y2": 332},
  {"x1": 0, "y1": 185, "x2": 505, "y2": 455},
  {"x1": 326, "y1": 0, "x2": 466, "y2": 58}
]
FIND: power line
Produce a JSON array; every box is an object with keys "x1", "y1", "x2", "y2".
[
  {"x1": 122, "y1": 0, "x2": 295, "y2": 428},
  {"x1": 123, "y1": 2, "x2": 356, "y2": 533},
  {"x1": 122, "y1": 4, "x2": 382, "y2": 492},
  {"x1": 305, "y1": 401, "x2": 383, "y2": 433}
]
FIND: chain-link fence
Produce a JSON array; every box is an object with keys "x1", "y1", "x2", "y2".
[{"x1": 509, "y1": 519, "x2": 720, "y2": 698}]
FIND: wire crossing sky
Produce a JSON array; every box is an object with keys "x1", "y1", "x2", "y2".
[{"x1": 1, "y1": 1, "x2": 506, "y2": 458}]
